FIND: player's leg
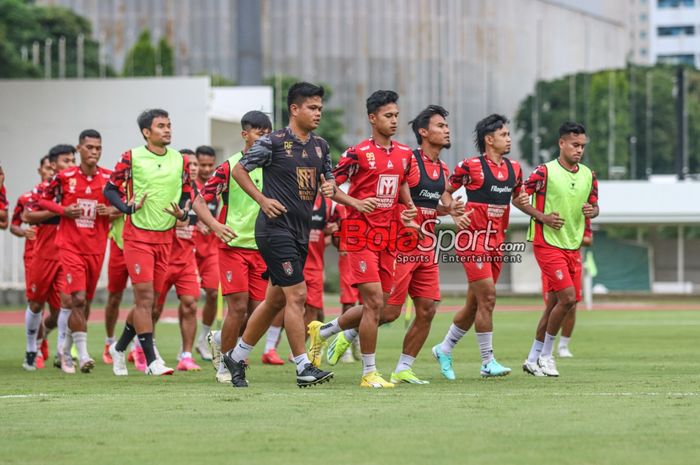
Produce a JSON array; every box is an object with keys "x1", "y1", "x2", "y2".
[
  {"x1": 523, "y1": 291, "x2": 556, "y2": 377},
  {"x1": 176, "y1": 294, "x2": 201, "y2": 371},
  {"x1": 196, "y1": 287, "x2": 217, "y2": 361},
  {"x1": 262, "y1": 309, "x2": 285, "y2": 365},
  {"x1": 104, "y1": 239, "x2": 128, "y2": 363},
  {"x1": 558, "y1": 304, "x2": 576, "y2": 358}
]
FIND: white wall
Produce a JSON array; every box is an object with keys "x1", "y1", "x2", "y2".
[{"x1": 0, "y1": 77, "x2": 210, "y2": 204}]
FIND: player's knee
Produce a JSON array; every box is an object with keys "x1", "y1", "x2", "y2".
[
  {"x1": 363, "y1": 294, "x2": 383, "y2": 312},
  {"x1": 107, "y1": 291, "x2": 123, "y2": 306},
  {"x1": 381, "y1": 305, "x2": 401, "y2": 323},
  {"x1": 286, "y1": 288, "x2": 307, "y2": 307},
  {"x1": 478, "y1": 292, "x2": 496, "y2": 312},
  {"x1": 417, "y1": 303, "x2": 437, "y2": 322}
]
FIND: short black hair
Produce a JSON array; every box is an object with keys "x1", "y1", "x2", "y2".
[
  {"x1": 39, "y1": 155, "x2": 50, "y2": 167},
  {"x1": 179, "y1": 148, "x2": 195, "y2": 156},
  {"x1": 366, "y1": 90, "x2": 398, "y2": 115},
  {"x1": 474, "y1": 114, "x2": 508, "y2": 154},
  {"x1": 559, "y1": 121, "x2": 586, "y2": 138},
  {"x1": 409, "y1": 105, "x2": 449, "y2": 145},
  {"x1": 287, "y1": 82, "x2": 324, "y2": 111},
  {"x1": 241, "y1": 110, "x2": 272, "y2": 131},
  {"x1": 79, "y1": 129, "x2": 101, "y2": 143},
  {"x1": 48, "y1": 144, "x2": 75, "y2": 162},
  {"x1": 137, "y1": 109, "x2": 169, "y2": 138},
  {"x1": 195, "y1": 145, "x2": 216, "y2": 159}
]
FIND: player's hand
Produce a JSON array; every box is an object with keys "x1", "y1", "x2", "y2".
[
  {"x1": 126, "y1": 193, "x2": 147, "y2": 214},
  {"x1": 96, "y1": 203, "x2": 116, "y2": 216},
  {"x1": 401, "y1": 203, "x2": 418, "y2": 223},
  {"x1": 514, "y1": 190, "x2": 530, "y2": 208},
  {"x1": 63, "y1": 203, "x2": 82, "y2": 219},
  {"x1": 260, "y1": 197, "x2": 287, "y2": 218},
  {"x1": 447, "y1": 195, "x2": 465, "y2": 217},
  {"x1": 320, "y1": 174, "x2": 336, "y2": 198},
  {"x1": 324, "y1": 222, "x2": 339, "y2": 235},
  {"x1": 24, "y1": 226, "x2": 37, "y2": 240},
  {"x1": 164, "y1": 200, "x2": 190, "y2": 220},
  {"x1": 582, "y1": 203, "x2": 596, "y2": 218},
  {"x1": 196, "y1": 221, "x2": 211, "y2": 235},
  {"x1": 542, "y1": 212, "x2": 565, "y2": 230},
  {"x1": 354, "y1": 197, "x2": 379, "y2": 213},
  {"x1": 212, "y1": 222, "x2": 237, "y2": 243},
  {"x1": 454, "y1": 208, "x2": 474, "y2": 230}
]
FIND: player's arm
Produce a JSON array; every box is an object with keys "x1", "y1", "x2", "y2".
[
  {"x1": 512, "y1": 166, "x2": 564, "y2": 230},
  {"x1": 327, "y1": 149, "x2": 378, "y2": 213},
  {"x1": 233, "y1": 136, "x2": 287, "y2": 218},
  {"x1": 0, "y1": 211, "x2": 7, "y2": 229},
  {"x1": 447, "y1": 159, "x2": 474, "y2": 230},
  {"x1": 582, "y1": 172, "x2": 600, "y2": 219},
  {"x1": 37, "y1": 174, "x2": 84, "y2": 218},
  {"x1": 193, "y1": 162, "x2": 236, "y2": 243},
  {"x1": 163, "y1": 164, "x2": 194, "y2": 221}
]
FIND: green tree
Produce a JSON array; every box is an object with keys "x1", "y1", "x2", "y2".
[
  {"x1": 0, "y1": 0, "x2": 115, "y2": 78},
  {"x1": 123, "y1": 30, "x2": 156, "y2": 77},
  {"x1": 264, "y1": 75, "x2": 346, "y2": 161},
  {"x1": 156, "y1": 37, "x2": 174, "y2": 76},
  {"x1": 515, "y1": 64, "x2": 700, "y2": 179}
]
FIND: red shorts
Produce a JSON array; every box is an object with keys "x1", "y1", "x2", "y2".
[
  {"x1": 535, "y1": 245, "x2": 582, "y2": 298},
  {"x1": 338, "y1": 253, "x2": 359, "y2": 304},
  {"x1": 157, "y1": 257, "x2": 201, "y2": 306},
  {"x1": 123, "y1": 240, "x2": 172, "y2": 291},
  {"x1": 387, "y1": 250, "x2": 440, "y2": 305},
  {"x1": 60, "y1": 250, "x2": 106, "y2": 300},
  {"x1": 107, "y1": 239, "x2": 129, "y2": 294},
  {"x1": 304, "y1": 267, "x2": 324, "y2": 309},
  {"x1": 218, "y1": 247, "x2": 268, "y2": 301},
  {"x1": 348, "y1": 248, "x2": 396, "y2": 294},
  {"x1": 196, "y1": 252, "x2": 219, "y2": 290},
  {"x1": 461, "y1": 253, "x2": 503, "y2": 283},
  {"x1": 540, "y1": 248, "x2": 583, "y2": 302},
  {"x1": 27, "y1": 257, "x2": 65, "y2": 308}
]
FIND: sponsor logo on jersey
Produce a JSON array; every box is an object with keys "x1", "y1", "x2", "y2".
[
  {"x1": 296, "y1": 167, "x2": 317, "y2": 201},
  {"x1": 419, "y1": 189, "x2": 441, "y2": 200},
  {"x1": 490, "y1": 185, "x2": 512, "y2": 194},
  {"x1": 376, "y1": 174, "x2": 399, "y2": 208}
]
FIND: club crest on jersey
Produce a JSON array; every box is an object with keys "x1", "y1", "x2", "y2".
[
  {"x1": 284, "y1": 141, "x2": 293, "y2": 157},
  {"x1": 69, "y1": 178, "x2": 77, "y2": 193},
  {"x1": 315, "y1": 146, "x2": 322, "y2": 158},
  {"x1": 282, "y1": 261, "x2": 294, "y2": 276},
  {"x1": 359, "y1": 261, "x2": 367, "y2": 273},
  {"x1": 226, "y1": 271, "x2": 232, "y2": 283},
  {"x1": 555, "y1": 270, "x2": 564, "y2": 281},
  {"x1": 134, "y1": 264, "x2": 141, "y2": 275},
  {"x1": 366, "y1": 153, "x2": 376, "y2": 170}
]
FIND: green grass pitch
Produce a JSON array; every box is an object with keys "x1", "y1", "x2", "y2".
[{"x1": 1, "y1": 309, "x2": 699, "y2": 465}]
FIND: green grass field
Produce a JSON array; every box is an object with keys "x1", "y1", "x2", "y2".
[{"x1": 1, "y1": 309, "x2": 699, "y2": 465}]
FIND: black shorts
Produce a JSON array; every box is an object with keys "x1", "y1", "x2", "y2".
[{"x1": 255, "y1": 234, "x2": 308, "y2": 287}]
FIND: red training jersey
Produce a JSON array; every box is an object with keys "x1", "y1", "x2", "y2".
[
  {"x1": 449, "y1": 155, "x2": 523, "y2": 253},
  {"x1": 40, "y1": 166, "x2": 112, "y2": 255},
  {"x1": 0, "y1": 185, "x2": 7, "y2": 211},
  {"x1": 304, "y1": 195, "x2": 333, "y2": 274},
  {"x1": 405, "y1": 149, "x2": 450, "y2": 246},
  {"x1": 193, "y1": 178, "x2": 219, "y2": 258},
  {"x1": 26, "y1": 181, "x2": 60, "y2": 261},
  {"x1": 12, "y1": 191, "x2": 36, "y2": 259},
  {"x1": 333, "y1": 138, "x2": 415, "y2": 229}
]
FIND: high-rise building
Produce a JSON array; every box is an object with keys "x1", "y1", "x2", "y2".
[{"x1": 630, "y1": 0, "x2": 700, "y2": 67}]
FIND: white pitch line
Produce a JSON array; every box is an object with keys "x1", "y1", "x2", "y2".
[{"x1": 0, "y1": 393, "x2": 49, "y2": 399}]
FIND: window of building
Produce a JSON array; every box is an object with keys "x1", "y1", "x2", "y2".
[
  {"x1": 657, "y1": 54, "x2": 695, "y2": 65},
  {"x1": 640, "y1": 13, "x2": 648, "y2": 21},
  {"x1": 657, "y1": 25, "x2": 695, "y2": 36},
  {"x1": 640, "y1": 30, "x2": 647, "y2": 38},
  {"x1": 640, "y1": 48, "x2": 648, "y2": 56},
  {"x1": 657, "y1": 0, "x2": 695, "y2": 8}
]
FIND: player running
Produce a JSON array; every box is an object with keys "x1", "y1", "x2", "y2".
[
  {"x1": 38, "y1": 130, "x2": 113, "y2": 373},
  {"x1": 381, "y1": 105, "x2": 462, "y2": 384},
  {"x1": 104, "y1": 109, "x2": 192, "y2": 376},
  {"x1": 515, "y1": 122, "x2": 599, "y2": 377},
  {"x1": 22, "y1": 146, "x2": 76, "y2": 372},
  {"x1": 193, "y1": 111, "x2": 275, "y2": 382},
  {"x1": 218, "y1": 83, "x2": 336, "y2": 388},
  {"x1": 432, "y1": 114, "x2": 523, "y2": 379},
  {"x1": 308, "y1": 90, "x2": 418, "y2": 388},
  {"x1": 192, "y1": 145, "x2": 220, "y2": 361}
]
